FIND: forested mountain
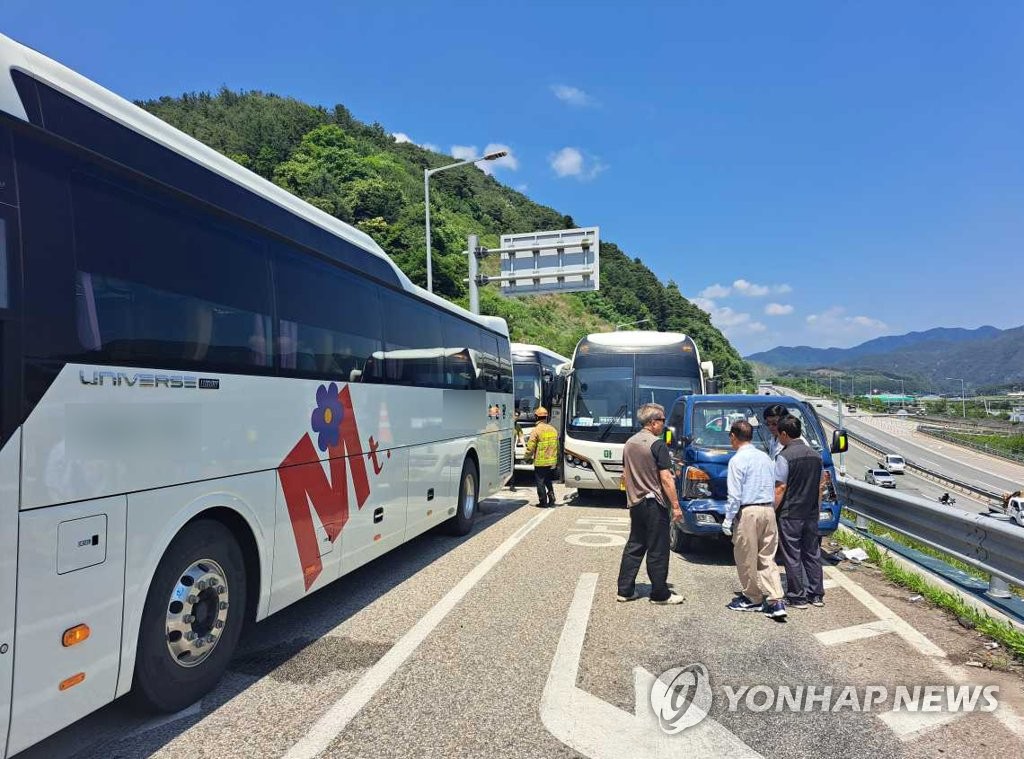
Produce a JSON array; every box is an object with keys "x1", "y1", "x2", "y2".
[
  {"x1": 747, "y1": 325, "x2": 1024, "y2": 390},
  {"x1": 138, "y1": 89, "x2": 753, "y2": 389}
]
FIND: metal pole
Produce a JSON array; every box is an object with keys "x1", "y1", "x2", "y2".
[
  {"x1": 987, "y1": 576, "x2": 1011, "y2": 599},
  {"x1": 468, "y1": 234, "x2": 479, "y2": 314},
  {"x1": 961, "y1": 379, "x2": 966, "y2": 418},
  {"x1": 424, "y1": 169, "x2": 433, "y2": 293},
  {"x1": 855, "y1": 514, "x2": 869, "y2": 530},
  {"x1": 838, "y1": 385, "x2": 845, "y2": 476}
]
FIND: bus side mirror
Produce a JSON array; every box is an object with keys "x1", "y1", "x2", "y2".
[
  {"x1": 552, "y1": 375, "x2": 566, "y2": 403},
  {"x1": 706, "y1": 378, "x2": 719, "y2": 395},
  {"x1": 542, "y1": 369, "x2": 553, "y2": 385},
  {"x1": 831, "y1": 429, "x2": 849, "y2": 454}
]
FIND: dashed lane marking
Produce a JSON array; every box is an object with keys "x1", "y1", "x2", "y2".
[{"x1": 814, "y1": 619, "x2": 896, "y2": 646}]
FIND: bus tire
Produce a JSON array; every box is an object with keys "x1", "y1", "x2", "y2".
[
  {"x1": 447, "y1": 458, "x2": 480, "y2": 536},
  {"x1": 131, "y1": 519, "x2": 247, "y2": 713}
]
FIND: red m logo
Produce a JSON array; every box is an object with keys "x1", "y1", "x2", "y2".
[{"x1": 278, "y1": 385, "x2": 371, "y2": 590}]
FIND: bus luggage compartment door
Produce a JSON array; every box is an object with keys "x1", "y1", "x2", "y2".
[{"x1": 8, "y1": 495, "x2": 126, "y2": 756}]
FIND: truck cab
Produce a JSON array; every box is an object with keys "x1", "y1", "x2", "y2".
[{"x1": 664, "y1": 394, "x2": 848, "y2": 551}]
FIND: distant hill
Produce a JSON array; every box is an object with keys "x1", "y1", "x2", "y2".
[
  {"x1": 138, "y1": 89, "x2": 753, "y2": 389},
  {"x1": 746, "y1": 325, "x2": 1024, "y2": 391}
]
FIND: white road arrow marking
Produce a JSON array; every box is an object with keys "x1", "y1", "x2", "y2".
[{"x1": 540, "y1": 573, "x2": 761, "y2": 759}]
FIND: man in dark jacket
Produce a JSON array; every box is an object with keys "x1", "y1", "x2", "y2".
[{"x1": 773, "y1": 416, "x2": 826, "y2": 608}]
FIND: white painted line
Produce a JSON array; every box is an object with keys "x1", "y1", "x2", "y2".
[
  {"x1": 877, "y1": 708, "x2": 963, "y2": 739},
  {"x1": 822, "y1": 578, "x2": 838, "y2": 590},
  {"x1": 933, "y1": 659, "x2": 1024, "y2": 741},
  {"x1": 283, "y1": 508, "x2": 554, "y2": 759},
  {"x1": 814, "y1": 619, "x2": 895, "y2": 646},
  {"x1": 824, "y1": 567, "x2": 946, "y2": 657},
  {"x1": 540, "y1": 574, "x2": 761, "y2": 758}
]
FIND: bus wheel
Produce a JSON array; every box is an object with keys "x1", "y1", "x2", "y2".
[
  {"x1": 132, "y1": 519, "x2": 247, "y2": 712},
  {"x1": 447, "y1": 458, "x2": 480, "y2": 536}
]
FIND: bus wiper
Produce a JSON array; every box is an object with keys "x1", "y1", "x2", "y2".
[{"x1": 599, "y1": 404, "x2": 628, "y2": 440}]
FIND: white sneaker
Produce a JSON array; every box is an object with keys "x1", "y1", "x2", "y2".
[
  {"x1": 650, "y1": 593, "x2": 685, "y2": 605},
  {"x1": 616, "y1": 592, "x2": 641, "y2": 602}
]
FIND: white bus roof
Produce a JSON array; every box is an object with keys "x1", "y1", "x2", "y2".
[
  {"x1": 583, "y1": 331, "x2": 691, "y2": 347},
  {"x1": 0, "y1": 33, "x2": 507, "y2": 339}
]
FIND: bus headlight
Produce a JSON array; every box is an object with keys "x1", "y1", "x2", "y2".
[
  {"x1": 694, "y1": 513, "x2": 717, "y2": 525},
  {"x1": 682, "y1": 467, "x2": 712, "y2": 499},
  {"x1": 565, "y1": 452, "x2": 593, "y2": 470},
  {"x1": 818, "y1": 510, "x2": 832, "y2": 522}
]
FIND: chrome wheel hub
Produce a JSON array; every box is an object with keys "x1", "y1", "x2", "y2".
[{"x1": 165, "y1": 559, "x2": 229, "y2": 668}]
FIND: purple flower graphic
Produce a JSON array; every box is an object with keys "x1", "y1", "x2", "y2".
[{"x1": 311, "y1": 383, "x2": 343, "y2": 451}]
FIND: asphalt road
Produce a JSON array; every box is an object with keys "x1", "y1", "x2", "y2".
[{"x1": 16, "y1": 479, "x2": 1024, "y2": 759}]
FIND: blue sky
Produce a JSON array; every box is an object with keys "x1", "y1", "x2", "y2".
[{"x1": 6, "y1": 1, "x2": 1022, "y2": 355}]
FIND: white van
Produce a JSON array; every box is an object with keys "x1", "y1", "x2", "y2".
[{"x1": 878, "y1": 453, "x2": 906, "y2": 473}]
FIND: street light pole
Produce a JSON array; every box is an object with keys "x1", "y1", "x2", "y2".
[
  {"x1": 424, "y1": 149, "x2": 508, "y2": 293},
  {"x1": 946, "y1": 377, "x2": 966, "y2": 418}
]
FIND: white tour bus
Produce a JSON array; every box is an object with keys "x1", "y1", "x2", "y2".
[
  {"x1": 510, "y1": 343, "x2": 569, "y2": 470},
  {"x1": 561, "y1": 331, "x2": 713, "y2": 493},
  {"x1": 0, "y1": 34, "x2": 514, "y2": 757}
]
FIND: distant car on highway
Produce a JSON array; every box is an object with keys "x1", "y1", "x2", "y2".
[
  {"x1": 847, "y1": 405, "x2": 858, "y2": 413},
  {"x1": 877, "y1": 453, "x2": 905, "y2": 473},
  {"x1": 865, "y1": 469, "x2": 896, "y2": 488}
]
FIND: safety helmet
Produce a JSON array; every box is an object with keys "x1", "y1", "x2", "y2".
[{"x1": 535, "y1": 406, "x2": 549, "y2": 418}]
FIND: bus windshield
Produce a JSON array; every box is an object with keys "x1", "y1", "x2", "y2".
[
  {"x1": 568, "y1": 350, "x2": 701, "y2": 442},
  {"x1": 513, "y1": 362, "x2": 542, "y2": 418}
]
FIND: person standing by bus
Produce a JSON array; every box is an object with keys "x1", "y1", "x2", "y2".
[
  {"x1": 526, "y1": 407, "x2": 559, "y2": 507},
  {"x1": 774, "y1": 416, "x2": 826, "y2": 608},
  {"x1": 616, "y1": 403, "x2": 685, "y2": 605}
]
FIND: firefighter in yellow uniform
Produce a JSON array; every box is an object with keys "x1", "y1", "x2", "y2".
[{"x1": 526, "y1": 406, "x2": 560, "y2": 507}]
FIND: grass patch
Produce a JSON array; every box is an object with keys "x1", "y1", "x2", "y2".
[
  {"x1": 946, "y1": 431, "x2": 1024, "y2": 457},
  {"x1": 830, "y1": 526, "x2": 1024, "y2": 661}
]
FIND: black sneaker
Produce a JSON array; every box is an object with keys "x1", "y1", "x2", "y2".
[
  {"x1": 790, "y1": 598, "x2": 810, "y2": 610},
  {"x1": 810, "y1": 596, "x2": 825, "y2": 607}
]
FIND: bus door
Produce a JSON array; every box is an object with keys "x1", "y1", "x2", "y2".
[{"x1": 0, "y1": 158, "x2": 20, "y2": 756}]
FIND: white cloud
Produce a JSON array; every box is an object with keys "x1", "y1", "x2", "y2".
[
  {"x1": 765, "y1": 303, "x2": 794, "y2": 316},
  {"x1": 550, "y1": 147, "x2": 607, "y2": 180},
  {"x1": 393, "y1": 132, "x2": 413, "y2": 144},
  {"x1": 690, "y1": 297, "x2": 766, "y2": 336},
  {"x1": 449, "y1": 143, "x2": 518, "y2": 175},
  {"x1": 516, "y1": 183, "x2": 529, "y2": 192},
  {"x1": 394, "y1": 133, "x2": 438, "y2": 153},
  {"x1": 422, "y1": 142, "x2": 440, "y2": 153},
  {"x1": 806, "y1": 307, "x2": 888, "y2": 337},
  {"x1": 775, "y1": 283, "x2": 793, "y2": 294},
  {"x1": 732, "y1": 279, "x2": 770, "y2": 297},
  {"x1": 699, "y1": 283, "x2": 732, "y2": 299},
  {"x1": 551, "y1": 84, "x2": 595, "y2": 107}
]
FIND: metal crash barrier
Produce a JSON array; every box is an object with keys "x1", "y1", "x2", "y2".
[{"x1": 837, "y1": 477, "x2": 1024, "y2": 598}]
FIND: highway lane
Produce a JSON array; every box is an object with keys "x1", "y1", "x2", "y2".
[
  {"x1": 773, "y1": 385, "x2": 1023, "y2": 497},
  {"x1": 17, "y1": 479, "x2": 1024, "y2": 759}
]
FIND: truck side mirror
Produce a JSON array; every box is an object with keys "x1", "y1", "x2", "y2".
[{"x1": 831, "y1": 429, "x2": 849, "y2": 454}]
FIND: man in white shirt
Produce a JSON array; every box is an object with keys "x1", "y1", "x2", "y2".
[{"x1": 723, "y1": 419, "x2": 787, "y2": 619}]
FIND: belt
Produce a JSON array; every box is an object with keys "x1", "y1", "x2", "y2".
[{"x1": 741, "y1": 502, "x2": 773, "y2": 508}]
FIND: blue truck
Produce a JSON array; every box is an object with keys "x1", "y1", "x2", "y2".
[{"x1": 664, "y1": 394, "x2": 848, "y2": 552}]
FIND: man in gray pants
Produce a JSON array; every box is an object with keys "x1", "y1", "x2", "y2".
[{"x1": 774, "y1": 416, "x2": 826, "y2": 608}]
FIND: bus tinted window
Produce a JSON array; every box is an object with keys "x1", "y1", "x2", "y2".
[
  {"x1": 443, "y1": 317, "x2": 481, "y2": 390},
  {"x1": 71, "y1": 174, "x2": 273, "y2": 371},
  {"x1": 477, "y1": 331, "x2": 502, "y2": 391},
  {"x1": 381, "y1": 293, "x2": 445, "y2": 387},
  {"x1": 274, "y1": 247, "x2": 383, "y2": 382},
  {"x1": 497, "y1": 338, "x2": 513, "y2": 394}
]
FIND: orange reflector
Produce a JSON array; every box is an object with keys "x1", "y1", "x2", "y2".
[
  {"x1": 373, "y1": 534, "x2": 382, "y2": 542},
  {"x1": 686, "y1": 468, "x2": 710, "y2": 482},
  {"x1": 59, "y1": 672, "x2": 85, "y2": 691},
  {"x1": 62, "y1": 624, "x2": 91, "y2": 647}
]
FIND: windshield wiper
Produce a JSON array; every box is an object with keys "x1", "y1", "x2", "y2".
[{"x1": 599, "y1": 404, "x2": 629, "y2": 441}]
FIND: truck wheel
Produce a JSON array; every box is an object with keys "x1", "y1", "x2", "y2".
[
  {"x1": 132, "y1": 520, "x2": 246, "y2": 712},
  {"x1": 669, "y1": 525, "x2": 695, "y2": 554},
  {"x1": 447, "y1": 458, "x2": 479, "y2": 536}
]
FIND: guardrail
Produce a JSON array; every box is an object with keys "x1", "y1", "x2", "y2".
[
  {"x1": 837, "y1": 477, "x2": 1024, "y2": 598},
  {"x1": 917, "y1": 425, "x2": 1024, "y2": 467},
  {"x1": 818, "y1": 416, "x2": 1005, "y2": 507}
]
